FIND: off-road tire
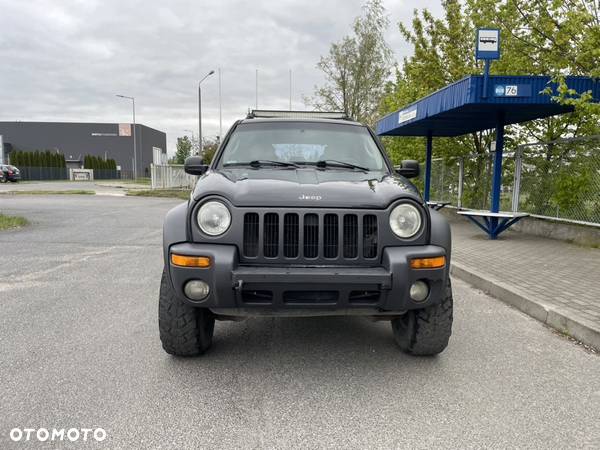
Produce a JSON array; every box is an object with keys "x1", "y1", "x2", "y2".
[
  {"x1": 391, "y1": 278, "x2": 453, "y2": 356},
  {"x1": 159, "y1": 269, "x2": 215, "y2": 356}
]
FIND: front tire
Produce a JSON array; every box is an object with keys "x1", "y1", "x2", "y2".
[
  {"x1": 158, "y1": 269, "x2": 215, "y2": 356},
  {"x1": 391, "y1": 279, "x2": 453, "y2": 356}
]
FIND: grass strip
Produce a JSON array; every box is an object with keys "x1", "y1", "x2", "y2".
[
  {"x1": 0, "y1": 214, "x2": 29, "y2": 231},
  {"x1": 126, "y1": 189, "x2": 191, "y2": 200}
]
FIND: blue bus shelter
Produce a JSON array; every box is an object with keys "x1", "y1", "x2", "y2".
[{"x1": 376, "y1": 75, "x2": 599, "y2": 238}]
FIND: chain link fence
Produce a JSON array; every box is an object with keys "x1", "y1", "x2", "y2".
[
  {"x1": 427, "y1": 135, "x2": 600, "y2": 225},
  {"x1": 517, "y1": 137, "x2": 600, "y2": 223}
]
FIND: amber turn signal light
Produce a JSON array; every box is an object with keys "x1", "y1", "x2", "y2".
[
  {"x1": 170, "y1": 254, "x2": 211, "y2": 268},
  {"x1": 410, "y1": 256, "x2": 446, "y2": 269}
]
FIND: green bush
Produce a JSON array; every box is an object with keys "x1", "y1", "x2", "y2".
[{"x1": 9, "y1": 150, "x2": 66, "y2": 168}]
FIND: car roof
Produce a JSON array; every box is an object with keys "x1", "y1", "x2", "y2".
[{"x1": 239, "y1": 117, "x2": 365, "y2": 126}]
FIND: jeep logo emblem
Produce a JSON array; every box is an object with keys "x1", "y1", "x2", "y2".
[{"x1": 298, "y1": 194, "x2": 322, "y2": 201}]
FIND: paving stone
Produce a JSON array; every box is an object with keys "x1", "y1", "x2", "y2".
[{"x1": 450, "y1": 218, "x2": 600, "y2": 343}]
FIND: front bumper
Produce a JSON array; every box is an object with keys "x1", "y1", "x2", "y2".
[{"x1": 167, "y1": 243, "x2": 448, "y2": 314}]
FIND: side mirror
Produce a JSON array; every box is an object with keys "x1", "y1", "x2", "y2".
[
  {"x1": 184, "y1": 156, "x2": 209, "y2": 175},
  {"x1": 394, "y1": 160, "x2": 420, "y2": 179}
]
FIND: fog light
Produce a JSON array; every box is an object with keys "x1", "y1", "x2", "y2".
[
  {"x1": 409, "y1": 280, "x2": 429, "y2": 302},
  {"x1": 184, "y1": 280, "x2": 210, "y2": 301}
]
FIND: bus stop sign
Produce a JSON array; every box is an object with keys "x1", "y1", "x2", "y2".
[{"x1": 476, "y1": 29, "x2": 500, "y2": 60}]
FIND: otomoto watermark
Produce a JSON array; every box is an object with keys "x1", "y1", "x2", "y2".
[{"x1": 9, "y1": 427, "x2": 107, "y2": 443}]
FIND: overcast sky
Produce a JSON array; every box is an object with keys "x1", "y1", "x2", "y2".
[{"x1": 0, "y1": 0, "x2": 442, "y2": 154}]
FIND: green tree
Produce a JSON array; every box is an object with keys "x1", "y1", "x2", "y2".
[
  {"x1": 380, "y1": 0, "x2": 599, "y2": 208},
  {"x1": 174, "y1": 136, "x2": 192, "y2": 164},
  {"x1": 308, "y1": 0, "x2": 393, "y2": 124},
  {"x1": 201, "y1": 137, "x2": 220, "y2": 164}
]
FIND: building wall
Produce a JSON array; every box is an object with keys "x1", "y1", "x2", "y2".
[{"x1": 0, "y1": 122, "x2": 166, "y2": 174}]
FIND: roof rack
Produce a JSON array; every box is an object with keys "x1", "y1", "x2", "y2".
[{"x1": 246, "y1": 109, "x2": 352, "y2": 120}]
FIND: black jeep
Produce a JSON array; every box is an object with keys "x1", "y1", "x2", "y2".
[{"x1": 160, "y1": 111, "x2": 452, "y2": 356}]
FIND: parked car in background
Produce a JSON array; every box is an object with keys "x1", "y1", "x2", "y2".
[
  {"x1": 0, "y1": 165, "x2": 21, "y2": 182},
  {"x1": 0, "y1": 169, "x2": 5, "y2": 183}
]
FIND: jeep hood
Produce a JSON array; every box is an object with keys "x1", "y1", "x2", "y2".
[{"x1": 191, "y1": 168, "x2": 421, "y2": 209}]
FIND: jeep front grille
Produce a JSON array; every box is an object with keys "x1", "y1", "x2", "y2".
[{"x1": 242, "y1": 211, "x2": 378, "y2": 263}]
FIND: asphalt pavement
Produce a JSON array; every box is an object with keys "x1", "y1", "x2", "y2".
[{"x1": 1, "y1": 195, "x2": 599, "y2": 449}]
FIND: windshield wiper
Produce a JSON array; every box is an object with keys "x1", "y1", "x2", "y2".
[
  {"x1": 224, "y1": 160, "x2": 299, "y2": 168},
  {"x1": 314, "y1": 160, "x2": 370, "y2": 172}
]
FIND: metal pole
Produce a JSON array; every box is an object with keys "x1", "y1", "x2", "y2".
[
  {"x1": 490, "y1": 113, "x2": 505, "y2": 213},
  {"x1": 218, "y1": 68, "x2": 222, "y2": 139},
  {"x1": 255, "y1": 68, "x2": 258, "y2": 109},
  {"x1": 198, "y1": 84, "x2": 202, "y2": 157},
  {"x1": 424, "y1": 132, "x2": 433, "y2": 202},
  {"x1": 482, "y1": 60, "x2": 490, "y2": 99},
  {"x1": 198, "y1": 70, "x2": 215, "y2": 158},
  {"x1": 289, "y1": 69, "x2": 292, "y2": 110},
  {"x1": 512, "y1": 146, "x2": 523, "y2": 212},
  {"x1": 132, "y1": 98, "x2": 137, "y2": 179},
  {"x1": 457, "y1": 157, "x2": 464, "y2": 209}
]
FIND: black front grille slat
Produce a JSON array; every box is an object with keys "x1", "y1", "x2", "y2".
[
  {"x1": 242, "y1": 211, "x2": 378, "y2": 261},
  {"x1": 349, "y1": 290, "x2": 380, "y2": 304},
  {"x1": 263, "y1": 213, "x2": 279, "y2": 257},
  {"x1": 283, "y1": 213, "x2": 299, "y2": 257},
  {"x1": 283, "y1": 291, "x2": 339, "y2": 304},
  {"x1": 241, "y1": 290, "x2": 273, "y2": 304},
  {"x1": 303, "y1": 214, "x2": 319, "y2": 258},
  {"x1": 323, "y1": 214, "x2": 338, "y2": 258},
  {"x1": 343, "y1": 214, "x2": 358, "y2": 258},
  {"x1": 363, "y1": 215, "x2": 378, "y2": 258},
  {"x1": 243, "y1": 213, "x2": 259, "y2": 257}
]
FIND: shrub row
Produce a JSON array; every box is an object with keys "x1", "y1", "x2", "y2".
[
  {"x1": 10, "y1": 150, "x2": 66, "y2": 168},
  {"x1": 83, "y1": 155, "x2": 117, "y2": 171}
]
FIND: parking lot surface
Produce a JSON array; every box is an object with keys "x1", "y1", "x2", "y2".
[{"x1": 1, "y1": 195, "x2": 599, "y2": 449}]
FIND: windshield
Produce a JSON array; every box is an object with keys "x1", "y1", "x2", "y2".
[{"x1": 217, "y1": 122, "x2": 388, "y2": 172}]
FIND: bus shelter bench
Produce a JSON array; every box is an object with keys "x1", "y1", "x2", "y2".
[
  {"x1": 426, "y1": 201, "x2": 451, "y2": 211},
  {"x1": 457, "y1": 210, "x2": 529, "y2": 239}
]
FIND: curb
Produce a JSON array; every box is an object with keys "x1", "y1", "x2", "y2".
[{"x1": 451, "y1": 261, "x2": 600, "y2": 351}]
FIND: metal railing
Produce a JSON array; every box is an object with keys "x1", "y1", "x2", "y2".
[
  {"x1": 427, "y1": 135, "x2": 600, "y2": 226},
  {"x1": 150, "y1": 164, "x2": 197, "y2": 189}
]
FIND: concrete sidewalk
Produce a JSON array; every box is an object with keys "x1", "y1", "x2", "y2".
[
  {"x1": 449, "y1": 216, "x2": 600, "y2": 350},
  {"x1": 0, "y1": 180, "x2": 149, "y2": 196}
]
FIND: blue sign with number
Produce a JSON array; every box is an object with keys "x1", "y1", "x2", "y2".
[{"x1": 493, "y1": 84, "x2": 532, "y2": 97}]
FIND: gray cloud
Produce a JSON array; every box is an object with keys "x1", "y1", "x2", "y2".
[{"x1": 0, "y1": 0, "x2": 442, "y2": 153}]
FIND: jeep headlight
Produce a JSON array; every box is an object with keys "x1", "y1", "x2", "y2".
[
  {"x1": 197, "y1": 201, "x2": 231, "y2": 236},
  {"x1": 389, "y1": 203, "x2": 422, "y2": 238}
]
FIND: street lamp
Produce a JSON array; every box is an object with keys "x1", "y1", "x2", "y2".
[
  {"x1": 116, "y1": 94, "x2": 137, "y2": 179},
  {"x1": 198, "y1": 70, "x2": 215, "y2": 157}
]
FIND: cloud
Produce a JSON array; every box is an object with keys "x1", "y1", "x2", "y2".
[{"x1": 0, "y1": 0, "x2": 442, "y2": 153}]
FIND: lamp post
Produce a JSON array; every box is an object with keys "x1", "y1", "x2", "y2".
[
  {"x1": 198, "y1": 70, "x2": 215, "y2": 157},
  {"x1": 116, "y1": 94, "x2": 137, "y2": 179}
]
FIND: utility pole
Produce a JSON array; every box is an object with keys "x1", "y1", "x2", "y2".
[
  {"x1": 255, "y1": 68, "x2": 258, "y2": 109},
  {"x1": 289, "y1": 69, "x2": 292, "y2": 110}
]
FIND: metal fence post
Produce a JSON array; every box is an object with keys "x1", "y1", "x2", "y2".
[
  {"x1": 457, "y1": 157, "x2": 464, "y2": 209},
  {"x1": 512, "y1": 146, "x2": 523, "y2": 212}
]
